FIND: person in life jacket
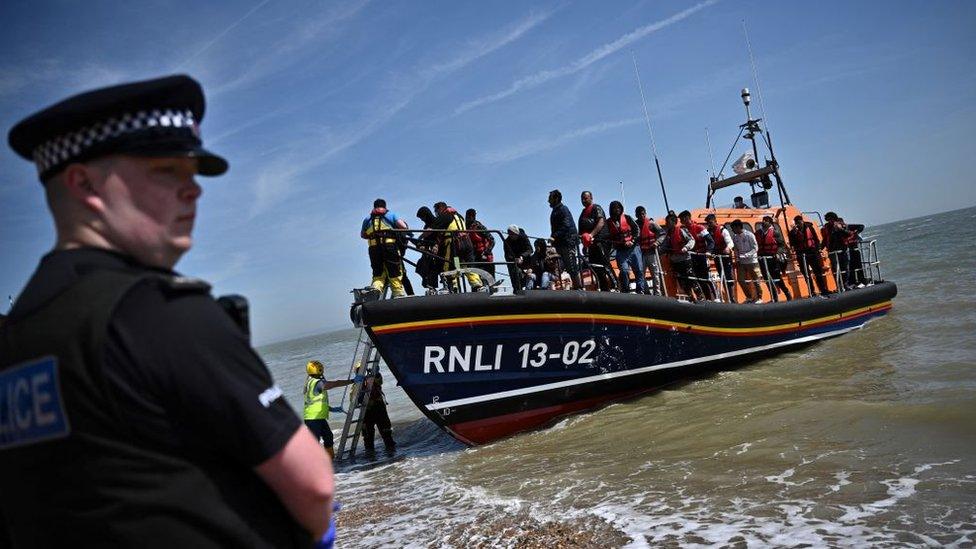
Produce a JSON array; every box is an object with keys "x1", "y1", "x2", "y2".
[
  {"x1": 705, "y1": 214, "x2": 737, "y2": 303},
  {"x1": 423, "y1": 202, "x2": 483, "y2": 292},
  {"x1": 465, "y1": 208, "x2": 496, "y2": 280},
  {"x1": 358, "y1": 372, "x2": 396, "y2": 456},
  {"x1": 2, "y1": 75, "x2": 336, "y2": 547},
  {"x1": 664, "y1": 212, "x2": 701, "y2": 301},
  {"x1": 679, "y1": 210, "x2": 716, "y2": 301},
  {"x1": 821, "y1": 212, "x2": 852, "y2": 291},
  {"x1": 838, "y1": 216, "x2": 867, "y2": 287},
  {"x1": 788, "y1": 215, "x2": 830, "y2": 296},
  {"x1": 304, "y1": 360, "x2": 361, "y2": 459},
  {"x1": 635, "y1": 206, "x2": 665, "y2": 295},
  {"x1": 755, "y1": 217, "x2": 792, "y2": 302},
  {"x1": 606, "y1": 201, "x2": 645, "y2": 293},
  {"x1": 361, "y1": 198, "x2": 409, "y2": 297},
  {"x1": 578, "y1": 191, "x2": 614, "y2": 291}
]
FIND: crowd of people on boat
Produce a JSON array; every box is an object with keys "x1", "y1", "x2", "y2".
[{"x1": 361, "y1": 190, "x2": 869, "y2": 303}]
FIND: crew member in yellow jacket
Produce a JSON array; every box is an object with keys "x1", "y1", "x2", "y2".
[{"x1": 304, "y1": 360, "x2": 362, "y2": 458}]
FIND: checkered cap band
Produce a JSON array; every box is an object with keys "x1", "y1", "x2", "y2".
[{"x1": 31, "y1": 108, "x2": 197, "y2": 175}]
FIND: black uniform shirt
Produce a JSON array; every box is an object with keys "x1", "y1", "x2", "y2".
[{"x1": 7, "y1": 248, "x2": 306, "y2": 547}]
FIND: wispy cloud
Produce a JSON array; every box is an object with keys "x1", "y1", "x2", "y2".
[
  {"x1": 0, "y1": 59, "x2": 133, "y2": 99},
  {"x1": 455, "y1": 0, "x2": 719, "y2": 115},
  {"x1": 208, "y1": 0, "x2": 372, "y2": 95},
  {"x1": 473, "y1": 117, "x2": 641, "y2": 164},
  {"x1": 247, "y1": 9, "x2": 556, "y2": 217},
  {"x1": 175, "y1": 0, "x2": 273, "y2": 71}
]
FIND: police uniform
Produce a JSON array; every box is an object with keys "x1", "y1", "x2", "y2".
[{"x1": 1, "y1": 76, "x2": 311, "y2": 547}]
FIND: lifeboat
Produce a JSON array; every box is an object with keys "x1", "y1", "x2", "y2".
[{"x1": 350, "y1": 90, "x2": 896, "y2": 445}]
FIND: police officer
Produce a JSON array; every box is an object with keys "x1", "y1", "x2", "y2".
[
  {"x1": 361, "y1": 198, "x2": 408, "y2": 297},
  {"x1": 1, "y1": 76, "x2": 335, "y2": 547},
  {"x1": 303, "y1": 360, "x2": 360, "y2": 459}
]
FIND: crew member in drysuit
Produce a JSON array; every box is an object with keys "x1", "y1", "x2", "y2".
[
  {"x1": 755, "y1": 217, "x2": 792, "y2": 302},
  {"x1": 788, "y1": 215, "x2": 830, "y2": 296},
  {"x1": 705, "y1": 213, "x2": 737, "y2": 302},
  {"x1": 664, "y1": 212, "x2": 701, "y2": 301},
  {"x1": 424, "y1": 202, "x2": 482, "y2": 291},
  {"x1": 578, "y1": 191, "x2": 613, "y2": 291},
  {"x1": 304, "y1": 360, "x2": 361, "y2": 459},
  {"x1": 465, "y1": 208, "x2": 496, "y2": 280},
  {"x1": 1, "y1": 75, "x2": 336, "y2": 547},
  {"x1": 504, "y1": 225, "x2": 533, "y2": 289},
  {"x1": 361, "y1": 198, "x2": 408, "y2": 298},
  {"x1": 549, "y1": 189, "x2": 583, "y2": 290},
  {"x1": 359, "y1": 372, "x2": 396, "y2": 456},
  {"x1": 415, "y1": 207, "x2": 441, "y2": 292},
  {"x1": 821, "y1": 212, "x2": 852, "y2": 291},
  {"x1": 679, "y1": 210, "x2": 716, "y2": 301},
  {"x1": 635, "y1": 206, "x2": 665, "y2": 295},
  {"x1": 607, "y1": 201, "x2": 645, "y2": 293}
]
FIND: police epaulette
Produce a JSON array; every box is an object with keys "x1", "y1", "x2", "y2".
[{"x1": 156, "y1": 275, "x2": 212, "y2": 295}]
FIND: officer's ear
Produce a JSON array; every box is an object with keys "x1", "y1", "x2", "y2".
[{"x1": 61, "y1": 162, "x2": 101, "y2": 209}]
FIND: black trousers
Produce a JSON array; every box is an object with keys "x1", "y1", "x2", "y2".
[
  {"x1": 305, "y1": 419, "x2": 334, "y2": 448},
  {"x1": 368, "y1": 242, "x2": 402, "y2": 279},
  {"x1": 798, "y1": 251, "x2": 829, "y2": 295},
  {"x1": 670, "y1": 258, "x2": 700, "y2": 300},
  {"x1": 759, "y1": 255, "x2": 792, "y2": 301},
  {"x1": 587, "y1": 242, "x2": 613, "y2": 291},
  {"x1": 363, "y1": 404, "x2": 395, "y2": 452},
  {"x1": 690, "y1": 254, "x2": 715, "y2": 300}
]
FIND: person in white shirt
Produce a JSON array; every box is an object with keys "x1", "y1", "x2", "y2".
[{"x1": 729, "y1": 219, "x2": 764, "y2": 303}]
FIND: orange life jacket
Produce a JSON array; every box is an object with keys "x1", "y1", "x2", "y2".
[
  {"x1": 793, "y1": 224, "x2": 818, "y2": 252},
  {"x1": 757, "y1": 227, "x2": 778, "y2": 256},
  {"x1": 668, "y1": 225, "x2": 687, "y2": 254},
  {"x1": 685, "y1": 221, "x2": 708, "y2": 253},
  {"x1": 638, "y1": 218, "x2": 657, "y2": 252},
  {"x1": 608, "y1": 214, "x2": 633, "y2": 248},
  {"x1": 709, "y1": 225, "x2": 727, "y2": 253}
]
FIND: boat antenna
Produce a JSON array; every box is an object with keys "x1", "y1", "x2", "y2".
[
  {"x1": 619, "y1": 181, "x2": 626, "y2": 204},
  {"x1": 631, "y1": 50, "x2": 670, "y2": 213},
  {"x1": 705, "y1": 126, "x2": 716, "y2": 178},
  {"x1": 742, "y1": 19, "x2": 770, "y2": 137}
]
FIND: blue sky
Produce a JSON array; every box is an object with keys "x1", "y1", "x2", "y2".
[{"x1": 2, "y1": 0, "x2": 974, "y2": 344}]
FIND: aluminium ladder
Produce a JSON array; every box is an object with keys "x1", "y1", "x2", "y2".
[{"x1": 333, "y1": 327, "x2": 382, "y2": 462}]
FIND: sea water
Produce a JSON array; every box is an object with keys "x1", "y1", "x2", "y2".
[{"x1": 259, "y1": 206, "x2": 976, "y2": 547}]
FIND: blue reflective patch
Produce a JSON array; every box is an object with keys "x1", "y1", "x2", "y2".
[{"x1": 0, "y1": 356, "x2": 70, "y2": 450}]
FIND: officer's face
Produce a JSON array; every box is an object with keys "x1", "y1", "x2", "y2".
[{"x1": 91, "y1": 155, "x2": 202, "y2": 268}]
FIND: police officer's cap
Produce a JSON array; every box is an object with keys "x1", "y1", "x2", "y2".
[{"x1": 8, "y1": 74, "x2": 228, "y2": 181}]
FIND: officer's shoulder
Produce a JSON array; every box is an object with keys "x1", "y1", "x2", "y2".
[{"x1": 145, "y1": 274, "x2": 212, "y2": 297}]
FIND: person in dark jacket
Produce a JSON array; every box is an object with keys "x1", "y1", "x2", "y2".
[
  {"x1": 606, "y1": 201, "x2": 645, "y2": 293},
  {"x1": 679, "y1": 210, "x2": 716, "y2": 301},
  {"x1": 504, "y1": 225, "x2": 533, "y2": 289},
  {"x1": 755, "y1": 217, "x2": 792, "y2": 302},
  {"x1": 821, "y1": 212, "x2": 851, "y2": 291},
  {"x1": 423, "y1": 203, "x2": 482, "y2": 291},
  {"x1": 528, "y1": 238, "x2": 552, "y2": 289},
  {"x1": 548, "y1": 189, "x2": 582, "y2": 289},
  {"x1": 578, "y1": 191, "x2": 613, "y2": 291},
  {"x1": 359, "y1": 372, "x2": 395, "y2": 456},
  {"x1": 838, "y1": 216, "x2": 867, "y2": 287},
  {"x1": 788, "y1": 215, "x2": 830, "y2": 296},
  {"x1": 465, "y1": 208, "x2": 495, "y2": 280},
  {"x1": 415, "y1": 206, "x2": 441, "y2": 293}
]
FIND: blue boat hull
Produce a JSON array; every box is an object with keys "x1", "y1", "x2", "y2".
[{"x1": 360, "y1": 282, "x2": 896, "y2": 444}]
